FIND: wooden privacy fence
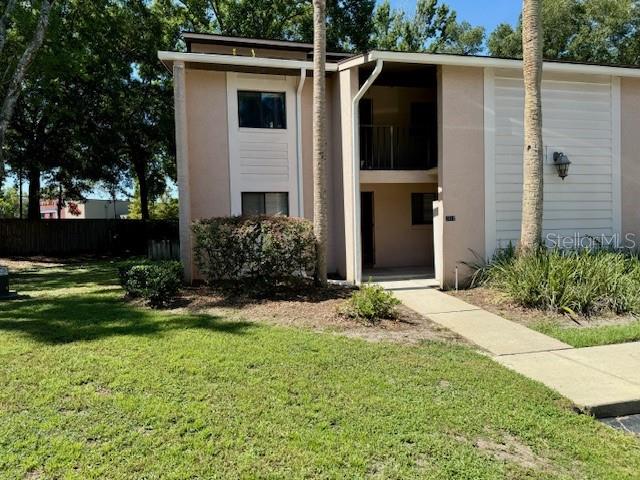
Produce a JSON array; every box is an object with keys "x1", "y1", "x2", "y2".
[
  {"x1": 148, "y1": 239, "x2": 180, "y2": 260},
  {"x1": 0, "y1": 219, "x2": 179, "y2": 256}
]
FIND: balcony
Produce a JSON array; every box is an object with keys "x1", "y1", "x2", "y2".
[{"x1": 360, "y1": 125, "x2": 437, "y2": 171}]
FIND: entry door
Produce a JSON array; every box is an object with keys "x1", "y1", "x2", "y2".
[{"x1": 361, "y1": 192, "x2": 375, "y2": 267}]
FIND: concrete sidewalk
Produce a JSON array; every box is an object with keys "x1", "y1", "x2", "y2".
[{"x1": 378, "y1": 278, "x2": 640, "y2": 418}]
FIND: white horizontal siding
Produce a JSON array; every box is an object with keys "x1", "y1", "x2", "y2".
[
  {"x1": 491, "y1": 69, "x2": 617, "y2": 250},
  {"x1": 226, "y1": 73, "x2": 299, "y2": 215},
  {"x1": 237, "y1": 136, "x2": 289, "y2": 186}
]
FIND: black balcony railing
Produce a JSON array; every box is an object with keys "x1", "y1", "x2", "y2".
[{"x1": 360, "y1": 125, "x2": 437, "y2": 170}]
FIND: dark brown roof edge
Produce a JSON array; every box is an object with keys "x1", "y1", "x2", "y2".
[{"x1": 183, "y1": 32, "x2": 351, "y2": 60}]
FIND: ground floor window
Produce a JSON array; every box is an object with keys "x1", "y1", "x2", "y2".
[
  {"x1": 411, "y1": 192, "x2": 437, "y2": 225},
  {"x1": 242, "y1": 192, "x2": 289, "y2": 216}
]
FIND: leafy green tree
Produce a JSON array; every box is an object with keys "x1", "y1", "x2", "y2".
[
  {"x1": 439, "y1": 21, "x2": 485, "y2": 55},
  {"x1": 371, "y1": 0, "x2": 483, "y2": 53},
  {"x1": 5, "y1": 0, "x2": 178, "y2": 219},
  {"x1": 0, "y1": 185, "x2": 21, "y2": 218},
  {"x1": 487, "y1": 23, "x2": 522, "y2": 58},
  {"x1": 488, "y1": 0, "x2": 640, "y2": 64},
  {"x1": 3, "y1": 0, "x2": 122, "y2": 219},
  {"x1": 172, "y1": 0, "x2": 375, "y2": 51},
  {"x1": 370, "y1": 0, "x2": 406, "y2": 50},
  {"x1": 153, "y1": 194, "x2": 179, "y2": 220},
  {"x1": 73, "y1": 0, "x2": 178, "y2": 220},
  {"x1": 128, "y1": 184, "x2": 178, "y2": 220},
  {"x1": 327, "y1": 0, "x2": 375, "y2": 51}
]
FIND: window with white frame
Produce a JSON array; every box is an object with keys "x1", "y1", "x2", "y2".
[
  {"x1": 237, "y1": 91, "x2": 286, "y2": 129},
  {"x1": 241, "y1": 192, "x2": 289, "y2": 216}
]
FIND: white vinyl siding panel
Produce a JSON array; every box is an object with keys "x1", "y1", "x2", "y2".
[
  {"x1": 226, "y1": 73, "x2": 299, "y2": 215},
  {"x1": 491, "y1": 69, "x2": 618, "y2": 250}
]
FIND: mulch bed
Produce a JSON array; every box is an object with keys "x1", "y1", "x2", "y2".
[{"x1": 170, "y1": 285, "x2": 466, "y2": 345}]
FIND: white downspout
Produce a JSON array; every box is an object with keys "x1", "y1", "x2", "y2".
[
  {"x1": 351, "y1": 59, "x2": 383, "y2": 285},
  {"x1": 296, "y1": 68, "x2": 307, "y2": 217}
]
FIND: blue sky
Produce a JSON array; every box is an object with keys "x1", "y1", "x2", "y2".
[{"x1": 388, "y1": 0, "x2": 521, "y2": 33}]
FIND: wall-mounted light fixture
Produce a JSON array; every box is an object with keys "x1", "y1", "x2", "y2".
[{"x1": 553, "y1": 152, "x2": 571, "y2": 180}]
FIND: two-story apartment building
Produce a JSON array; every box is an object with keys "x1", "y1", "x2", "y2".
[{"x1": 159, "y1": 32, "x2": 640, "y2": 287}]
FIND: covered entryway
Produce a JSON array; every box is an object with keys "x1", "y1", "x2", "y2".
[
  {"x1": 360, "y1": 183, "x2": 436, "y2": 271},
  {"x1": 355, "y1": 62, "x2": 439, "y2": 283}
]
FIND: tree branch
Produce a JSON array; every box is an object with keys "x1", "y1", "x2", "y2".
[
  {"x1": 208, "y1": 0, "x2": 224, "y2": 32},
  {"x1": 0, "y1": 0, "x2": 17, "y2": 57},
  {"x1": 0, "y1": 0, "x2": 53, "y2": 165}
]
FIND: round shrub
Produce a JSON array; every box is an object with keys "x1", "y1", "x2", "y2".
[
  {"x1": 339, "y1": 283, "x2": 400, "y2": 324},
  {"x1": 118, "y1": 261, "x2": 183, "y2": 308},
  {"x1": 192, "y1": 216, "x2": 316, "y2": 293}
]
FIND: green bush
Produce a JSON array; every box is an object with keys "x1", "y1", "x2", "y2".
[
  {"x1": 475, "y1": 247, "x2": 640, "y2": 316},
  {"x1": 192, "y1": 216, "x2": 316, "y2": 293},
  {"x1": 340, "y1": 282, "x2": 401, "y2": 323},
  {"x1": 118, "y1": 261, "x2": 183, "y2": 308}
]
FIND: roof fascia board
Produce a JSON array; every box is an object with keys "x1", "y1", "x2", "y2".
[
  {"x1": 158, "y1": 51, "x2": 339, "y2": 72},
  {"x1": 183, "y1": 32, "x2": 314, "y2": 50},
  {"x1": 338, "y1": 50, "x2": 640, "y2": 78}
]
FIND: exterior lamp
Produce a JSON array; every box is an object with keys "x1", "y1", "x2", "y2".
[{"x1": 553, "y1": 152, "x2": 571, "y2": 180}]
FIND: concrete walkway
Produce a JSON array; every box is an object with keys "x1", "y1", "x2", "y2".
[{"x1": 377, "y1": 278, "x2": 640, "y2": 418}]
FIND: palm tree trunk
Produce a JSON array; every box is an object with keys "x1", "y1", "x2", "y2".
[
  {"x1": 312, "y1": 0, "x2": 328, "y2": 284},
  {"x1": 519, "y1": 0, "x2": 544, "y2": 252}
]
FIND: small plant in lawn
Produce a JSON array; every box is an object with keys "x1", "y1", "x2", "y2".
[
  {"x1": 119, "y1": 261, "x2": 182, "y2": 308},
  {"x1": 340, "y1": 282, "x2": 400, "y2": 324},
  {"x1": 473, "y1": 247, "x2": 640, "y2": 316}
]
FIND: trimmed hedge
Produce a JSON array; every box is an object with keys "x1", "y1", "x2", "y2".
[
  {"x1": 192, "y1": 216, "x2": 316, "y2": 292},
  {"x1": 118, "y1": 261, "x2": 183, "y2": 308}
]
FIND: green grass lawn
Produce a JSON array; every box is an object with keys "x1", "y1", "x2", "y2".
[
  {"x1": 1, "y1": 261, "x2": 639, "y2": 479},
  {"x1": 532, "y1": 320, "x2": 640, "y2": 348}
]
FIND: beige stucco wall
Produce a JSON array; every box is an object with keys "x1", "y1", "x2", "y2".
[
  {"x1": 339, "y1": 68, "x2": 359, "y2": 282},
  {"x1": 329, "y1": 76, "x2": 347, "y2": 277},
  {"x1": 185, "y1": 69, "x2": 231, "y2": 220},
  {"x1": 360, "y1": 183, "x2": 437, "y2": 268},
  {"x1": 621, "y1": 77, "x2": 640, "y2": 244},
  {"x1": 301, "y1": 81, "x2": 314, "y2": 220},
  {"x1": 179, "y1": 67, "x2": 348, "y2": 279},
  {"x1": 179, "y1": 68, "x2": 231, "y2": 280},
  {"x1": 438, "y1": 66, "x2": 485, "y2": 287},
  {"x1": 300, "y1": 75, "x2": 346, "y2": 276}
]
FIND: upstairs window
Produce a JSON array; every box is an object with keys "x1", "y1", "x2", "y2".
[
  {"x1": 242, "y1": 192, "x2": 289, "y2": 216},
  {"x1": 411, "y1": 193, "x2": 437, "y2": 225},
  {"x1": 238, "y1": 91, "x2": 286, "y2": 129}
]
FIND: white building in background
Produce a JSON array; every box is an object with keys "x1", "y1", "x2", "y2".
[{"x1": 40, "y1": 199, "x2": 130, "y2": 219}]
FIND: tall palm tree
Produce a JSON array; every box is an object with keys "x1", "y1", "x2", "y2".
[
  {"x1": 519, "y1": 0, "x2": 544, "y2": 251},
  {"x1": 312, "y1": 0, "x2": 328, "y2": 284}
]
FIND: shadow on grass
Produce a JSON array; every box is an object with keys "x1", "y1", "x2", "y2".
[
  {"x1": 12, "y1": 263, "x2": 121, "y2": 292},
  {"x1": 0, "y1": 294, "x2": 255, "y2": 345}
]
